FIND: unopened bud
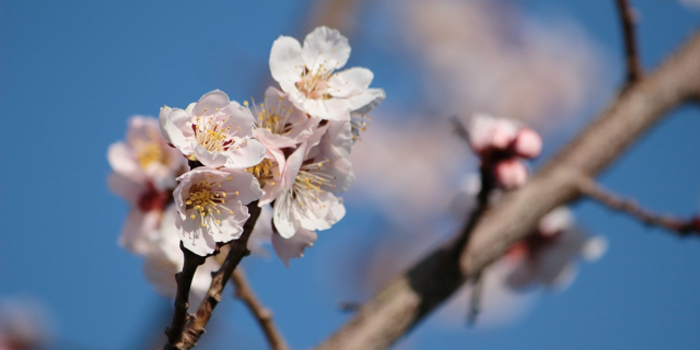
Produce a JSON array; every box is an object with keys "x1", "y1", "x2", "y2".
[
  {"x1": 494, "y1": 159, "x2": 528, "y2": 189},
  {"x1": 513, "y1": 128, "x2": 542, "y2": 159}
]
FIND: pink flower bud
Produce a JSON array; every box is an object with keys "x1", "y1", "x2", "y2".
[
  {"x1": 490, "y1": 120, "x2": 518, "y2": 150},
  {"x1": 467, "y1": 114, "x2": 518, "y2": 154},
  {"x1": 513, "y1": 128, "x2": 542, "y2": 159},
  {"x1": 494, "y1": 159, "x2": 528, "y2": 189}
]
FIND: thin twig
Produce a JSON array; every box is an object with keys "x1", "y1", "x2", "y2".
[
  {"x1": 231, "y1": 268, "x2": 290, "y2": 350},
  {"x1": 578, "y1": 177, "x2": 700, "y2": 237},
  {"x1": 466, "y1": 272, "x2": 483, "y2": 327},
  {"x1": 615, "y1": 0, "x2": 642, "y2": 85},
  {"x1": 163, "y1": 244, "x2": 206, "y2": 349},
  {"x1": 165, "y1": 201, "x2": 262, "y2": 350}
]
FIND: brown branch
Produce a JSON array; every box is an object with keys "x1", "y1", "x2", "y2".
[
  {"x1": 164, "y1": 201, "x2": 262, "y2": 350},
  {"x1": 578, "y1": 177, "x2": 700, "y2": 237},
  {"x1": 231, "y1": 268, "x2": 290, "y2": 350},
  {"x1": 314, "y1": 31, "x2": 700, "y2": 350},
  {"x1": 163, "y1": 245, "x2": 206, "y2": 349},
  {"x1": 615, "y1": 0, "x2": 642, "y2": 85}
]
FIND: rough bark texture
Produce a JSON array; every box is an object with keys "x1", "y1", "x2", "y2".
[{"x1": 314, "y1": 32, "x2": 700, "y2": 350}]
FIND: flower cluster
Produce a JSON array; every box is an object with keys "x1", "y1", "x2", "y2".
[
  {"x1": 157, "y1": 26, "x2": 384, "y2": 265},
  {"x1": 465, "y1": 113, "x2": 542, "y2": 189}
]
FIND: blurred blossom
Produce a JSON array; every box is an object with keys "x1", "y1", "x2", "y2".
[
  {"x1": 0, "y1": 299, "x2": 53, "y2": 350},
  {"x1": 108, "y1": 116, "x2": 187, "y2": 255},
  {"x1": 403, "y1": 0, "x2": 603, "y2": 131}
]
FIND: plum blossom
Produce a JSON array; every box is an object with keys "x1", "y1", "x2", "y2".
[
  {"x1": 159, "y1": 90, "x2": 266, "y2": 169},
  {"x1": 251, "y1": 86, "x2": 320, "y2": 151},
  {"x1": 108, "y1": 116, "x2": 187, "y2": 255},
  {"x1": 173, "y1": 167, "x2": 263, "y2": 256},
  {"x1": 269, "y1": 26, "x2": 382, "y2": 120},
  {"x1": 505, "y1": 207, "x2": 607, "y2": 290}
]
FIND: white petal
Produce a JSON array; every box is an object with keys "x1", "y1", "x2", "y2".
[
  {"x1": 351, "y1": 88, "x2": 385, "y2": 115},
  {"x1": 271, "y1": 229, "x2": 317, "y2": 268},
  {"x1": 282, "y1": 144, "x2": 305, "y2": 191},
  {"x1": 206, "y1": 200, "x2": 248, "y2": 244},
  {"x1": 270, "y1": 36, "x2": 305, "y2": 88},
  {"x1": 272, "y1": 191, "x2": 300, "y2": 239},
  {"x1": 223, "y1": 138, "x2": 267, "y2": 169},
  {"x1": 177, "y1": 213, "x2": 218, "y2": 256},
  {"x1": 118, "y1": 209, "x2": 161, "y2": 255},
  {"x1": 302, "y1": 26, "x2": 351, "y2": 74},
  {"x1": 302, "y1": 97, "x2": 351, "y2": 121},
  {"x1": 162, "y1": 107, "x2": 195, "y2": 156},
  {"x1": 328, "y1": 67, "x2": 373, "y2": 98},
  {"x1": 220, "y1": 169, "x2": 263, "y2": 205},
  {"x1": 194, "y1": 144, "x2": 228, "y2": 168},
  {"x1": 224, "y1": 101, "x2": 256, "y2": 137},
  {"x1": 194, "y1": 90, "x2": 231, "y2": 117},
  {"x1": 296, "y1": 191, "x2": 344, "y2": 231}
]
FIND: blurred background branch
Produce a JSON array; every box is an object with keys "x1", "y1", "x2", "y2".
[
  {"x1": 231, "y1": 269, "x2": 289, "y2": 350},
  {"x1": 314, "y1": 30, "x2": 700, "y2": 350}
]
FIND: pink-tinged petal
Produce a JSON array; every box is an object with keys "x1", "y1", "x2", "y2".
[
  {"x1": 118, "y1": 209, "x2": 161, "y2": 255},
  {"x1": 194, "y1": 90, "x2": 231, "y2": 117},
  {"x1": 161, "y1": 107, "x2": 194, "y2": 156},
  {"x1": 226, "y1": 102, "x2": 256, "y2": 137},
  {"x1": 582, "y1": 236, "x2": 607, "y2": 261},
  {"x1": 255, "y1": 128, "x2": 299, "y2": 149},
  {"x1": 538, "y1": 207, "x2": 574, "y2": 236},
  {"x1": 302, "y1": 26, "x2": 351, "y2": 74},
  {"x1": 351, "y1": 88, "x2": 385, "y2": 115},
  {"x1": 219, "y1": 169, "x2": 263, "y2": 205},
  {"x1": 328, "y1": 67, "x2": 373, "y2": 98},
  {"x1": 270, "y1": 36, "x2": 305, "y2": 87},
  {"x1": 325, "y1": 157, "x2": 355, "y2": 194},
  {"x1": 108, "y1": 172, "x2": 145, "y2": 204},
  {"x1": 223, "y1": 138, "x2": 267, "y2": 169},
  {"x1": 513, "y1": 128, "x2": 542, "y2": 159},
  {"x1": 273, "y1": 191, "x2": 301, "y2": 239},
  {"x1": 194, "y1": 144, "x2": 228, "y2": 168},
  {"x1": 271, "y1": 229, "x2": 317, "y2": 268},
  {"x1": 107, "y1": 142, "x2": 143, "y2": 182},
  {"x1": 282, "y1": 144, "x2": 306, "y2": 191},
  {"x1": 494, "y1": 159, "x2": 528, "y2": 190}
]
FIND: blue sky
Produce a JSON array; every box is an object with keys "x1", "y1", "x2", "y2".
[{"x1": 0, "y1": 1, "x2": 699, "y2": 349}]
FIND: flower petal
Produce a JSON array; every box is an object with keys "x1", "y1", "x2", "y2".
[
  {"x1": 302, "y1": 26, "x2": 351, "y2": 74},
  {"x1": 161, "y1": 107, "x2": 194, "y2": 156},
  {"x1": 272, "y1": 191, "x2": 301, "y2": 239},
  {"x1": 194, "y1": 144, "x2": 228, "y2": 168},
  {"x1": 271, "y1": 229, "x2": 317, "y2": 268},
  {"x1": 194, "y1": 90, "x2": 231, "y2": 117},
  {"x1": 328, "y1": 67, "x2": 373, "y2": 98},
  {"x1": 220, "y1": 169, "x2": 263, "y2": 205},
  {"x1": 223, "y1": 138, "x2": 267, "y2": 169},
  {"x1": 270, "y1": 36, "x2": 305, "y2": 88}
]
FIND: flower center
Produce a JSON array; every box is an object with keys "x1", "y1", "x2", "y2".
[
  {"x1": 185, "y1": 178, "x2": 237, "y2": 227},
  {"x1": 249, "y1": 99, "x2": 295, "y2": 135},
  {"x1": 296, "y1": 66, "x2": 333, "y2": 100},
  {"x1": 291, "y1": 160, "x2": 335, "y2": 204},
  {"x1": 245, "y1": 158, "x2": 277, "y2": 188},
  {"x1": 135, "y1": 131, "x2": 170, "y2": 168},
  {"x1": 192, "y1": 114, "x2": 240, "y2": 153}
]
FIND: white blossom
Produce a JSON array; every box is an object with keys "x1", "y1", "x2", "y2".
[
  {"x1": 173, "y1": 167, "x2": 263, "y2": 256},
  {"x1": 159, "y1": 90, "x2": 266, "y2": 169},
  {"x1": 269, "y1": 26, "x2": 381, "y2": 120}
]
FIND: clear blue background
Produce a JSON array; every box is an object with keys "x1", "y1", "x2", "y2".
[{"x1": 1, "y1": 1, "x2": 699, "y2": 349}]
